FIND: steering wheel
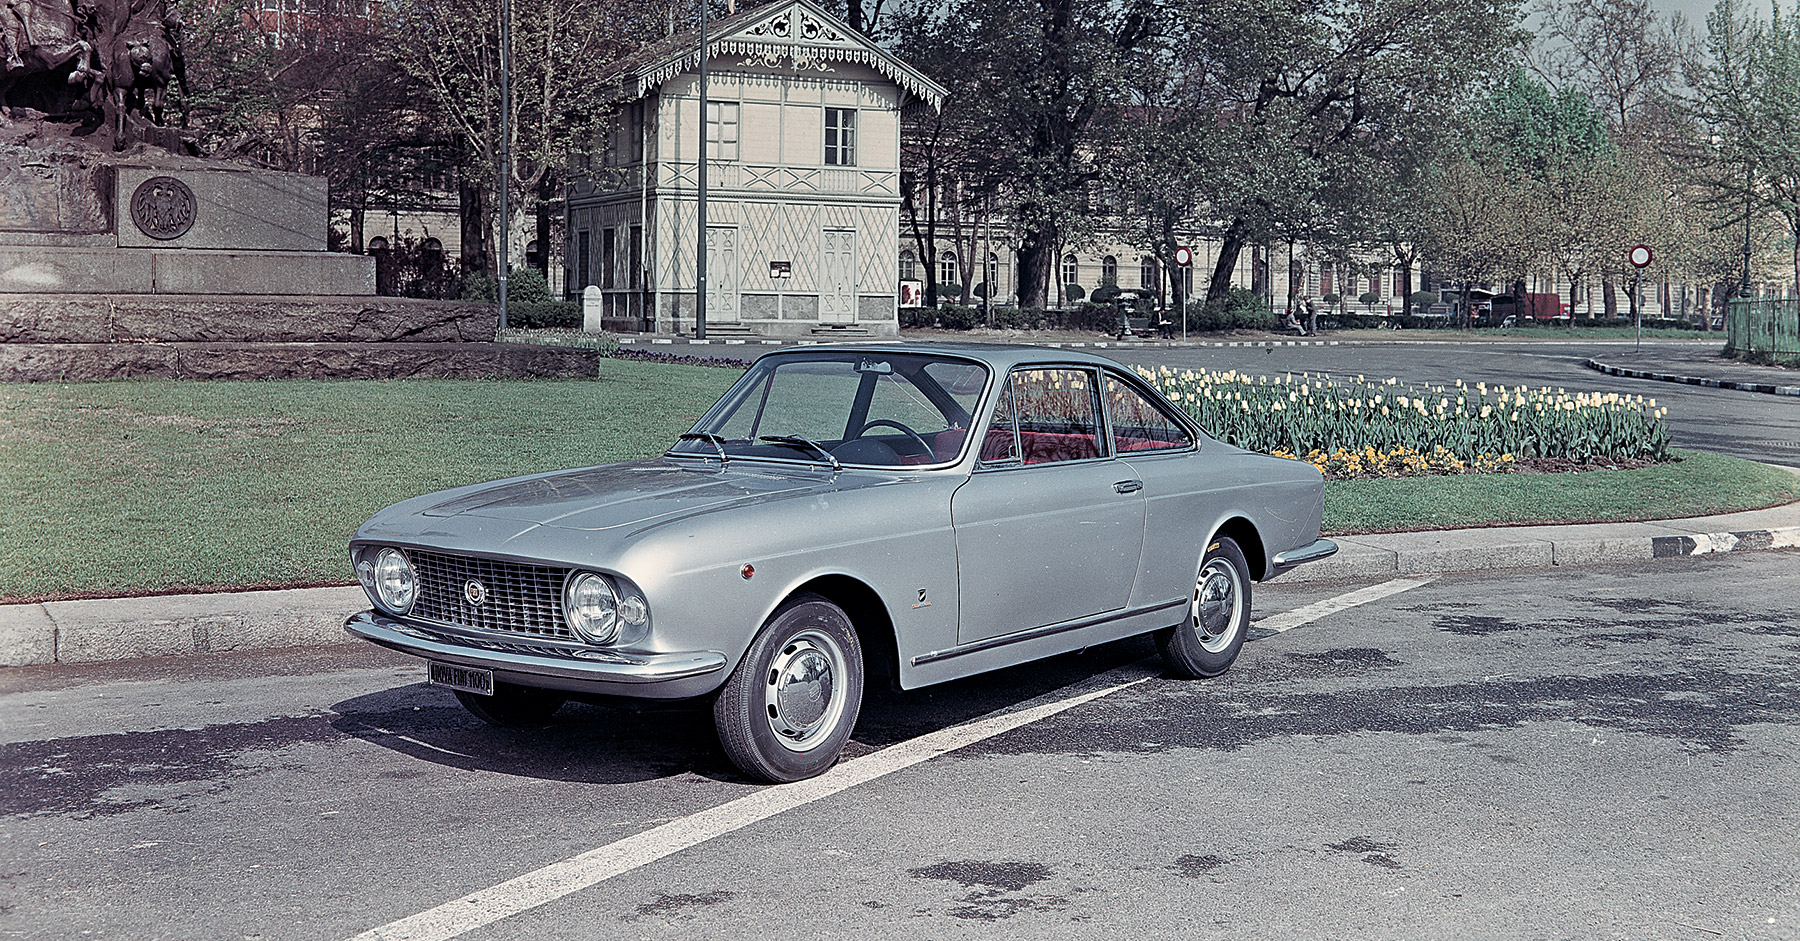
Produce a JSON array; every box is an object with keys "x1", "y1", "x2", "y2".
[{"x1": 853, "y1": 419, "x2": 935, "y2": 461}]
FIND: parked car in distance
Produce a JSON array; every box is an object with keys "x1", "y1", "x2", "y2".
[{"x1": 344, "y1": 344, "x2": 1337, "y2": 782}]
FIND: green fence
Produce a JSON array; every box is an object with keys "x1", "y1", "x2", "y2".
[{"x1": 1725, "y1": 298, "x2": 1800, "y2": 365}]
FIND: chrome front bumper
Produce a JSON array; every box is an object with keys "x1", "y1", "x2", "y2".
[
  {"x1": 1270, "y1": 538, "x2": 1340, "y2": 575},
  {"x1": 345, "y1": 610, "x2": 729, "y2": 699}
]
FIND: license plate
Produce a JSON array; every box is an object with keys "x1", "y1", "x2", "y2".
[{"x1": 428, "y1": 662, "x2": 493, "y2": 696}]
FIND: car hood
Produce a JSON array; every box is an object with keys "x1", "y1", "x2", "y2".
[{"x1": 414, "y1": 459, "x2": 861, "y2": 533}]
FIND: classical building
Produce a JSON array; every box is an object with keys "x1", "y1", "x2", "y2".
[{"x1": 572, "y1": 0, "x2": 945, "y2": 337}]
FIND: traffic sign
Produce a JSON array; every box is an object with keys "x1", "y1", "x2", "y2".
[
  {"x1": 1629, "y1": 244, "x2": 1653, "y2": 268},
  {"x1": 1174, "y1": 246, "x2": 1193, "y2": 267}
]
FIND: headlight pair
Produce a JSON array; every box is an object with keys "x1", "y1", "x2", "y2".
[
  {"x1": 356, "y1": 547, "x2": 417, "y2": 615},
  {"x1": 564, "y1": 571, "x2": 649, "y2": 645}
]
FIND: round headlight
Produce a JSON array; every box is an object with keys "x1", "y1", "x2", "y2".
[
  {"x1": 565, "y1": 572, "x2": 619, "y2": 644},
  {"x1": 372, "y1": 548, "x2": 416, "y2": 614}
]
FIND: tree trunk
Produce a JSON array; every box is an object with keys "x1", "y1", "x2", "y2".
[
  {"x1": 1397, "y1": 260, "x2": 1413, "y2": 315},
  {"x1": 1207, "y1": 220, "x2": 1248, "y2": 306},
  {"x1": 349, "y1": 206, "x2": 365, "y2": 255},
  {"x1": 535, "y1": 176, "x2": 555, "y2": 277},
  {"x1": 460, "y1": 181, "x2": 489, "y2": 277},
  {"x1": 1602, "y1": 279, "x2": 1617, "y2": 318},
  {"x1": 1017, "y1": 224, "x2": 1056, "y2": 309}
]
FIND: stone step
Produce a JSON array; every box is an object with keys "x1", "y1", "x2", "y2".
[
  {"x1": 810, "y1": 323, "x2": 873, "y2": 337},
  {"x1": 0, "y1": 341, "x2": 602, "y2": 381},
  {"x1": 0, "y1": 294, "x2": 496, "y2": 344},
  {"x1": 690, "y1": 321, "x2": 757, "y2": 338}
]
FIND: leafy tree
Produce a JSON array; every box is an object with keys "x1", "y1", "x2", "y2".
[
  {"x1": 377, "y1": 0, "x2": 661, "y2": 276},
  {"x1": 1685, "y1": 0, "x2": 1800, "y2": 290}
]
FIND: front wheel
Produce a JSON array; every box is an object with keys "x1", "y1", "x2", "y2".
[
  {"x1": 1156, "y1": 536, "x2": 1252, "y2": 679},
  {"x1": 714, "y1": 593, "x2": 864, "y2": 783}
]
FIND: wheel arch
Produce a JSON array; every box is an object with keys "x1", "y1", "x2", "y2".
[
  {"x1": 1211, "y1": 517, "x2": 1268, "y2": 581},
  {"x1": 788, "y1": 574, "x2": 900, "y2": 688}
]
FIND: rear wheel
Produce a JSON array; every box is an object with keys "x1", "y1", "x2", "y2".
[
  {"x1": 714, "y1": 593, "x2": 864, "y2": 783},
  {"x1": 455, "y1": 682, "x2": 566, "y2": 728},
  {"x1": 1156, "y1": 536, "x2": 1251, "y2": 679}
]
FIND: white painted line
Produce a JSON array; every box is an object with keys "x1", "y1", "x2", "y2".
[
  {"x1": 348, "y1": 577, "x2": 1426, "y2": 941},
  {"x1": 1252, "y1": 576, "x2": 1438, "y2": 635},
  {"x1": 346, "y1": 667, "x2": 1154, "y2": 941}
]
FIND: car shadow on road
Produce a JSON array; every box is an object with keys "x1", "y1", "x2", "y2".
[{"x1": 329, "y1": 635, "x2": 1164, "y2": 785}]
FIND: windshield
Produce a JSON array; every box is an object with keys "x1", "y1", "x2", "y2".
[{"x1": 669, "y1": 352, "x2": 990, "y2": 468}]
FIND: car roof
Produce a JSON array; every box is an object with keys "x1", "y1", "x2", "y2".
[{"x1": 755, "y1": 342, "x2": 1123, "y2": 372}]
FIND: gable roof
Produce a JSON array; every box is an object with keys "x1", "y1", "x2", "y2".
[{"x1": 604, "y1": 0, "x2": 946, "y2": 111}]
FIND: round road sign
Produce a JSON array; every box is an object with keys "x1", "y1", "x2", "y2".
[
  {"x1": 1174, "y1": 246, "x2": 1193, "y2": 267},
  {"x1": 1629, "y1": 244, "x2": 1653, "y2": 268}
]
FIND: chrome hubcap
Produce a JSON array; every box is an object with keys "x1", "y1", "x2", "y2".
[
  {"x1": 1192, "y1": 559, "x2": 1242, "y2": 653},
  {"x1": 764, "y1": 630, "x2": 846, "y2": 752}
]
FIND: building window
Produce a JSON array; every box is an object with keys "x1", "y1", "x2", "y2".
[
  {"x1": 987, "y1": 252, "x2": 999, "y2": 289},
  {"x1": 1061, "y1": 254, "x2": 1079, "y2": 287},
  {"x1": 601, "y1": 229, "x2": 617, "y2": 288},
  {"x1": 824, "y1": 108, "x2": 856, "y2": 166},
  {"x1": 577, "y1": 231, "x2": 591, "y2": 288},
  {"x1": 1140, "y1": 256, "x2": 1159, "y2": 292},
  {"x1": 899, "y1": 250, "x2": 916, "y2": 280},
  {"x1": 1101, "y1": 255, "x2": 1117, "y2": 286},
  {"x1": 706, "y1": 101, "x2": 739, "y2": 161},
  {"x1": 939, "y1": 251, "x2": 958, "y2": 285}
]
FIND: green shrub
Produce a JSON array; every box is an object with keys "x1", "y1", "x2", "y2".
[
  {"x1": 506, "y1": 301, "x2": 582, "y2": 329},
  {"x1": 1190, "y1": 287, "x2": 1273, "y2": 332},
  {"x1": 507, "y1": 267, "x2": 553, "y2": 304},
  {"x1": 461, "y1": 272, "x2": 498, "y2": 302},
  {"x1": 936, "y1": 305, "x2": 982, "y2": 330},
  {"x1": 1358, "y1": 291, "x2": 1380, "y2": 309}
]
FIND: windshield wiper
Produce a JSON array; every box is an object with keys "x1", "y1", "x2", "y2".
[
  {"x1": 677, "y1": 432, "x2": 729, "y2": 464},
  {"x1": 758, "y1": 435, "x2": 841, "y2": 471}
]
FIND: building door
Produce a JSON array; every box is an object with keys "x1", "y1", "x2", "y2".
[
  {"x1": 706, "y1": 226, "x2": 740, "y2": 321},
  {"x1": 820, "y1": 229, "x2": 857, "y2": 324}
]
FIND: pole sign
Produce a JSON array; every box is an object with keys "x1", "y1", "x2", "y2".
[
  {"x1": 1173, "y1": 246, "x2": 1193, "y2": 267},
  {"x1": 1629, "y1": 244, "x2": 1653, "y2": 268},
  {"x1": 769, "y1": 261, "x2": 792, "y2": 279}
]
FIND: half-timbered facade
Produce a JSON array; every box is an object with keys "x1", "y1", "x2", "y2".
[{"x1": 570, "y1": 0, "x2": 945, "y2": 337}]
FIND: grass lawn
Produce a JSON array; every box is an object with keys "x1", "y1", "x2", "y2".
[{"x1": 3, "y1": 362, "x2": 1795, "y2": 603}]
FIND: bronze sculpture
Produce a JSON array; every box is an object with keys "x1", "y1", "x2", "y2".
[{"x1": 0, "y1": 0, "x2": 184, "y2": 141}]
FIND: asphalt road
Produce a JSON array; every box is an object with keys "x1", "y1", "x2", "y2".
[
  {"x1": 1096, "y1": 339, "x2": 1800, "y2": 468},
  {"x1": 4, "y1": 552, "x2": 1798, "y2": 941}
]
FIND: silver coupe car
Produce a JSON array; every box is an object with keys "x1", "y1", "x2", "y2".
[{"x1": 345, "y1": 344, "x2": 1336, "y2": 782}]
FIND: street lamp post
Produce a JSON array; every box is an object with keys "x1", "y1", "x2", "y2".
[
  {"x1": 695, "y1": 0, "x2": 709, "y2": 341},
  {"x1": 497, "y1": 0, "x2": 510, "y2": 331}
]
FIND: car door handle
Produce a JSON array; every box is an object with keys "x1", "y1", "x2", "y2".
[{"x1": 1113, "y1": 479, "x2": 1143, "y2": 494}]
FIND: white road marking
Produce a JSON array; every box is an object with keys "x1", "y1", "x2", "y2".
[
  {"x1": 1252, "y1": 576, "x2": 1439, "y2": 634},
  {"x1": 347, "y1": 577, "x2": 1434, "y2": 941}
]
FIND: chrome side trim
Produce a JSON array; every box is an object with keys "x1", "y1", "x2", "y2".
[
  {"x1": 911, "y1": 598, "x2": 1186, "y2": 667},
  {"x1": 345, "y1": 611, "x2": 726, "y2": 685},
  {"x1": 1271, "y1": 538, "x2": 1340, "y2": 574}
]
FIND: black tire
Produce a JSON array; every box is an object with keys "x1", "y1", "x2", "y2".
[
  {"x1": 455, "y1": 682, "x2": 566, "y2": 728},
  {"x1": 1156, "y1": 536, "x2": 1252, "y2": 679},
  {"x1": 713, "y1": 593, "x2": 864, "y2": 783}
]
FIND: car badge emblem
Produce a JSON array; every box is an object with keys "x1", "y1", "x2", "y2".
[{"x1": 464, "y1": 580, "x2": 488, "y2": 605}]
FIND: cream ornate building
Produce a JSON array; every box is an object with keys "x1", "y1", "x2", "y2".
[{"x1": 571, "y1": 0, "x2": 946, "y2": 336}]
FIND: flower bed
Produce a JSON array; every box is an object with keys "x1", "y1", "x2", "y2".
[{"x1": 1135, "y1": 366, "x2": 1670, "y2": 479}]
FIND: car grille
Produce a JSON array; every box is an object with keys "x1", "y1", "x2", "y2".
[{"x1": 409, "y1": 550, "x2": 572, "y2": 640}]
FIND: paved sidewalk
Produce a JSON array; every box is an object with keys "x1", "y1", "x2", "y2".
[
  {"x1": 1586, "y1": 347, "x2": 1800, "y2": 397},
  {"x1": 3, "y1": 502, "x2": 1795, "y2": 669}
]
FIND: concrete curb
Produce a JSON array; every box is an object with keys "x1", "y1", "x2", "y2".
[
  {"x1": 0, "y1": 586, "x2": 365, "y2": 668},
  {"x1": 4, "y1": 517, "x2": 1797, "y2": 668},
  {"x1": 1586, "y1": 357, "x2": 1800, "y2": 397}
]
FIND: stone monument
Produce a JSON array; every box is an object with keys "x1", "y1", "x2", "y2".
[{"x1": 1, "y1": 0, "x2": 597, "y2": 380}]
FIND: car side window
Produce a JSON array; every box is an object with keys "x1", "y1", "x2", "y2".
[
  {"x1": 1104, "y1": 376, "x2": 1193, "y2": 453},
  {"x1": 1008, "y1": 368, "x2": 1104, "y2": 465},
  {"x1": 978, "y1": 379, "x2": 1021, "y2": 464}
]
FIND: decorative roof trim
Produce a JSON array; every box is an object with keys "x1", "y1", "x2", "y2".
[{"x1": 629, "y1": 0, "x2": 946, "y2": 111}]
